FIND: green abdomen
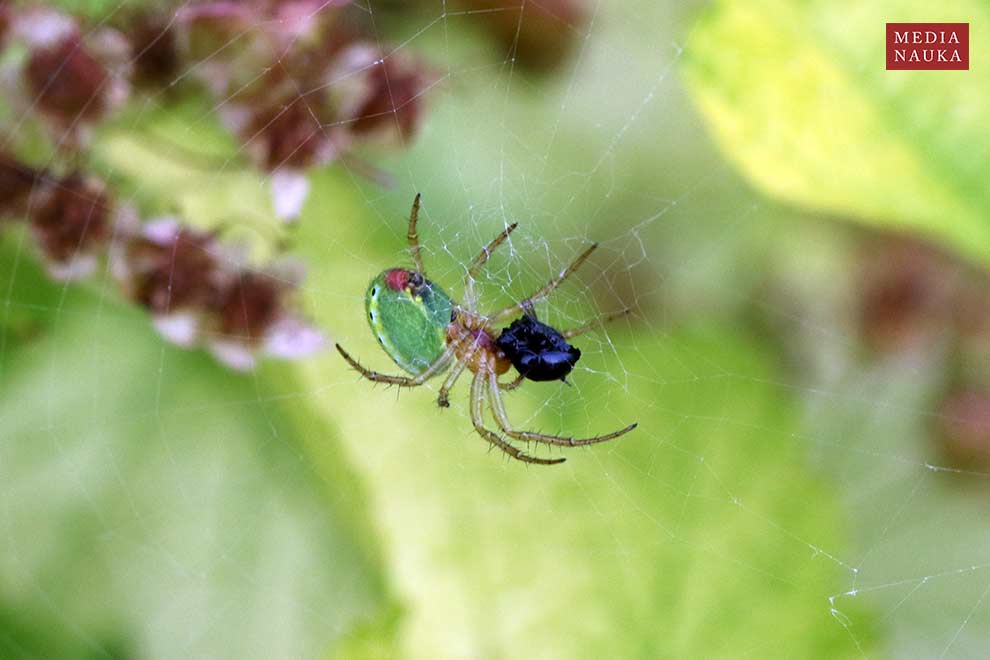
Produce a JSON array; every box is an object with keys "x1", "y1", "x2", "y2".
[{"x1": 365, "y1": 270, "x2": 454, "y2": 375}]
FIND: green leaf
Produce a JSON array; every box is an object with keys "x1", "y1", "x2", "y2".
[
  {"x1": 291, "y1": 174, "x2": 877, "y2": 658},
  {"x1": 681, "y1": 0, "x2": 990, "y2": 265},
  {"x1": 0, "y1": 236, "x2": 392, "y2": 659}
]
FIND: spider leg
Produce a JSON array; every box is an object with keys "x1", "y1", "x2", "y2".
[
  {"x1": 435, "y1": 335, "x2": 483, "y2": 407},
  {"x1": 407, "y1": 193, "x2": 426, "y2": 275},
  {"x1": 466, "y1": 223, "x2": 519, "y2": 282},
  {"x1": 498, "y1": 373, "x2": 526, "y2": 391},
  {"x1": 436, "y1": 354, "x2": 470, "y2": 408},
  {"x1": 464, "y1": 222, "x2": 519, "y2": 308},
  {"x1": 470, "y1": 369, "x2": 565, "y2": 465},
  {"x1": 490, "y1": 243, "x2": 598, "y2": 321},
  {"x1": 561, "y1": 308, "x2": 633, "y2": 339},
  {"x1": 487, "y1": 370, "x2": 637, "y2": 447},
  {"x1": 336, "y1": 341, "x2": 453, "y2": 387}
]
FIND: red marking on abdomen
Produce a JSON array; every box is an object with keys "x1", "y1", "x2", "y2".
[{"x1": 385, "y1": 269, "x2": 411, "y2": 291}]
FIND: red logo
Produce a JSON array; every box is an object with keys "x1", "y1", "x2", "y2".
[{"x1": 886, "y1": 23, "x2": 969, "y2": 70}]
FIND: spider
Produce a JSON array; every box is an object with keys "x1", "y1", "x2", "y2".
[{"x1": 335, "y1": 194, "x2": 637, "y2": 465}]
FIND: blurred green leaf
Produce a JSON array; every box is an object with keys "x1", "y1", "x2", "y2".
[
  {"x1": 325, "y1": 604, "x2": 402, "y2": 660},
  {"x1": 0, "y1": 598, "x2": 130, "y2": 660},
  {"x1": 289, "y1": 174, "x2": 877, "y2": 658},
  {"x1": 682, "y1": 0, "x2": 990, "y2": 265},
  {"x1": 0, "y1": 236, "x2": 392, "y2": 659}
]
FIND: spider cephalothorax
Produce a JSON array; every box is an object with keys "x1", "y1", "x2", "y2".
[{"x1": 336, "y1": 194, "x2": 636, "y2": 465}]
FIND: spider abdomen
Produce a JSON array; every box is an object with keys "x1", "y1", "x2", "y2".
[{"x1": 366, "y1": 268, "x2": 453, "y2": 375}]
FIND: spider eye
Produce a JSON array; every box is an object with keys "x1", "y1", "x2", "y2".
[{"x1": 371, "y1": 286, "x2": 379, "y2": 297}]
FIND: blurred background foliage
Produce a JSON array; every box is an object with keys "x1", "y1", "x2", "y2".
[
  {"x1": 683, "y1": 0, "x2": 990, "y2": 266},
  {"x1": 3, "y1": 0, "x2": 989, "y2": 658}
]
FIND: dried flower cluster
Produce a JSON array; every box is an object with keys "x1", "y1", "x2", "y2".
[
  {"x1": 0, "y1": 1, "x2": 437, "y2": 369},
  {"x1": 856, "y1": 235, "x2": 990, "y2": 466},
  {"x1": 114, "y1": 217, "x2": 323, "y2": 370},
  {"x1": 3, "y1": 1, "x2": 434, "y2": 218},
  {"x1": 0, "y1": 156, "x2": 323, "y2": 369}
]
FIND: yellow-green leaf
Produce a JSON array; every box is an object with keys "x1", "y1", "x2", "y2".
[{"x1": 682, "y1": 0, "x2": 990, "y2": 265}]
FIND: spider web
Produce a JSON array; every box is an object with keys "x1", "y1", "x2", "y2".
[{"x1": 1, "y1": 1, "x2": 987, "y2": 658}]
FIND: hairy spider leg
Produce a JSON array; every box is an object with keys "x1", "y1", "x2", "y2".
[
  {"x1": 437, "y1": 334, "x2": 500, "y2": 407},
  {"x1": 490, "y1": 243, "x2": 599, "y2": 321},
  {"x1": 437, "y1": 358, "x2": 470, "y2": 408},
  {"x1": 436, "y1": 333, "x2": 480, "y2": 408},
  {"x1": 407, "y1": 193, "x2": 425, "y2": 275},
  {"x1": 335, "y1": 339, "x2": 457, "y2": 387},
  {"x1": 498, "y1": 373, "x2": 526, "y2": 391},
  {"x1": 463, "y1": 222, "x2": 519, "y2": 311},
  {"x1": 487, "y1": 369, "x2": 637, "y2": 447},
  {"x1": 470, "y1": 367, "x2": 565, "y2": 465},
  {"x1": 561, "y1": 308, "x2": 633, "y2": 339}
]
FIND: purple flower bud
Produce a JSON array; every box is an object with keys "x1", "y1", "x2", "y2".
[
  {"x1": 351, "y1": 59, "x2": 427, "y2": 142},
  {"x1": 113, "y1": 216, "x2": 323, "y2": 368},
  {"x1": 858, "y1": 237, "x2": 957, "y2": 353},
  {"x1": 177, "y1": 1, "x2": 273, "y2": 97},
  {"x1": 465, "y1": 0, "x2": 587, "y2": 71},
  {"x1": 207, "y1": 265, "x2": 324, "y2": 370},
  {"x1": 939, "y1": 388, "x2": 990, "y2": 468},
  {"x1": 26, "y1": 32, "x2": 110, "y2": 124},
  {"x1": 332, "y1": 44, "x2": 432, "y2": 145},
  {"x1": 119, "y1": 218, "x2": 223, "y2": 314},
  {"x1": 177, "y1": 0, "x2": 354, "y2": 101},
  {"x1": 263, "y1": 316, "x2": 324, "y2": 359},
  {"x1": 0, "y1": 154, "x2": 43, "y2": 220},
  {"x1": 267, "y1": 0, "x2": 351, "y2": 51},
  {"x1": 29, "y1": 173, "x2": 112, "y2": 280},
  {"x1": 217, "y1": 272, "x2": 284, "y2": 342},
  {"x1": 955, "y1": 275, "x2": 990, "y2": 339},
  {"x1": 127, "y1": 13, "x2": 180, "y2": 89},
  {"x1": 10, "y1": 7, "x2": 76, "y2": 49},
  {"x1": 178, "y1": 1, "x2": 255, "y2": 61},
  {"x1": 270, "y1": 169, "x2": 311, "y2": 221},
  {"x1": 244, "y1": 95, "x2": 333, "y2": 171},
  {"x1": 0, "y1": 5, "x2": 11, "y2": 49}
]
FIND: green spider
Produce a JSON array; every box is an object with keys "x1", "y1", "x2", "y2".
[{"x1": 335, "y1": 194, "x2": 637, "y2": 465}]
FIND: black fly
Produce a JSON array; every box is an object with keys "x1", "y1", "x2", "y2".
[{"x1": 496, "y1": 314, "x2": 581, "y2": 382}]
